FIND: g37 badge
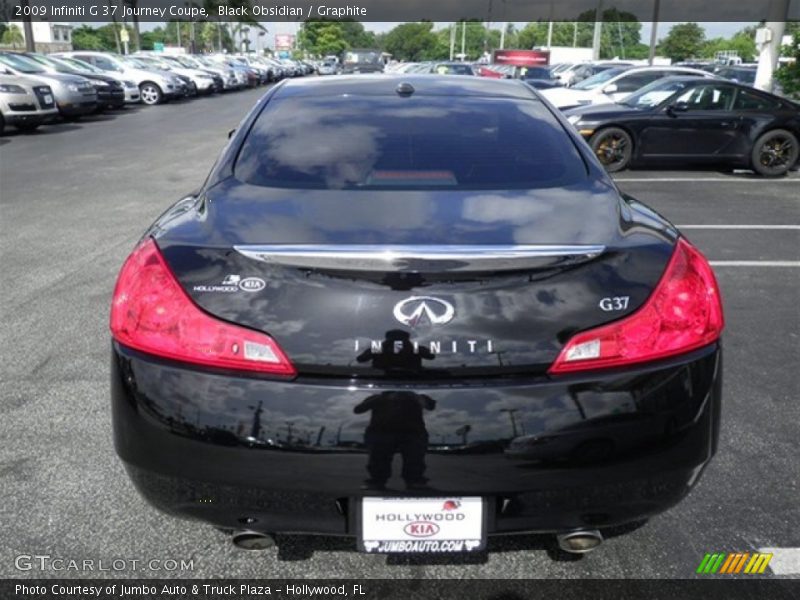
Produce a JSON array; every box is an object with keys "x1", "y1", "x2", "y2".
[{"x1": 599, "y1": 296, "x2": 630, "y2": 312}]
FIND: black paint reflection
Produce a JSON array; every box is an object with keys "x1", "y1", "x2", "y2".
[{"x1": 354, "y1": 391, "x2": 436, "y2": 491}]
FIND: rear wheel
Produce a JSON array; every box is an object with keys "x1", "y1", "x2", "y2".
[
  {"x1": 590, "y1": 127, "x2": 633, "y2": 173},
  {"x1": 751, "y1": 129, "x2": 798, "y2": 177},
  {"x1": 139, "y1": 82, "x2": 163, "y2": 106}
]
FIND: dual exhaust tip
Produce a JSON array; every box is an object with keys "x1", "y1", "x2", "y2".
[
  {"x1": 556, "y1": 529, "x2": 604, "y2": 554},
  {"x1": 231, "y1": 528, "x2": 604, "y2": 554}
]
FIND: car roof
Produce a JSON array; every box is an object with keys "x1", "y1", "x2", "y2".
[{"x1": 272, "y1": 74, "x2": 537, "y2": 99}]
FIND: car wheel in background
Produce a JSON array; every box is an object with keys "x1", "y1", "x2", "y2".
[
  {"x1": 139, "y1": 82, "x2": 163, "y2": 106},
  {"x1": 590, "y1": 127, "x2": 633, "y2": 173},
  {"x1": 751, "y1": 129, "x2": 799, "y2": 177},
  {"x1": 15, "y1": 122, "x2": 41, "y2": 131}
]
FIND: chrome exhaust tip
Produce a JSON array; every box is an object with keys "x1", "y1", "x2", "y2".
[
  {"x1": 231, "y1": 530, "x2": 275, "y2": 551},
  {"x1": 556, "y1": 530, "x2": 604, "y2": 554}
]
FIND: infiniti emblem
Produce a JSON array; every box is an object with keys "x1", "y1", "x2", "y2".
[{"x1": 393, "y1": 296, "x2": 455, "y2": 326}]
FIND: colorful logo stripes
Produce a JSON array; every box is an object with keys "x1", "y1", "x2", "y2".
[{"x1": 697, "y1": 552, "x2": 773, "y2": 575}]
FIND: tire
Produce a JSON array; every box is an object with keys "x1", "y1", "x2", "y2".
[
  {"x1": 589, "y1": 127, "x2": 633, "y2": 173},
  {"x1": 15, "y1": 122, "x2": 40, "y2": 131},
  {"x1": 751, "y1": 129, "x2": 799, "y2": 177},
  {"x1": 139, "y1": 82, "x2": 163, "y2": 106}
]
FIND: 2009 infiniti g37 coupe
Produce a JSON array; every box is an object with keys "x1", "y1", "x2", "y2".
[{"x1": 110, "y1": 75, "x2": 723, "y2": 555}]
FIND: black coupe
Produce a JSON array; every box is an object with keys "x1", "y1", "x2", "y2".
[
  {"x1": 564, "y1": 76, "x2": 800, "y2": 176},
  {"x1": 110, "y1": 75, "x2": 724, "y2": 555}
]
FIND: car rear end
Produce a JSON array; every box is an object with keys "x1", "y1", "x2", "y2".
[{"x1": 110, "y1": 77, "x2": 723, "y2": 553}]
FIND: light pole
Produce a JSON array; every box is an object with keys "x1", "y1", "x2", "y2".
[{"x1": 648, "y1": 0, "x2": 661, "y2": 65}]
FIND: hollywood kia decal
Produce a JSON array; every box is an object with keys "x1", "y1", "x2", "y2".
[{"x1": 403, "y1": 521, "x2": 440, "y2": 538}]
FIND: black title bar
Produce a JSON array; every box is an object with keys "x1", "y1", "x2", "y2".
[{"x1": 3, "y1": 0, "x2": 799, "y2": 23}]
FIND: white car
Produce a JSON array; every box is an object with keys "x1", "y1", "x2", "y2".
[{"x1": 540, "y1": 66, "x2": 715, "y2": 110}]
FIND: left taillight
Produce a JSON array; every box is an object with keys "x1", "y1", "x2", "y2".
[
  {"x1": 110, "y1": 238, "x2": 296, "y2": 378},
  {"x1": 549, "y1": 237, "x2": 724, "y2": 375}
]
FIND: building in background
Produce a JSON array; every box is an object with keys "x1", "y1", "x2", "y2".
[{"x1": 19, "y1": 22, "x2": 73, "y2": 53}]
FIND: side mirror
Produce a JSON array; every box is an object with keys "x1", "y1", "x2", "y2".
[
  {"x1": 668, "y1": 101, "x2": 690, "y2": 115},
  {"x1": 603, "y1": 83, "x2": 618, "y2": 94},
  {"x1": 228, "y1": 128, "x2": 235, "y2": 139}
]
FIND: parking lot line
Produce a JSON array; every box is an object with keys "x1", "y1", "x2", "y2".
[
  {"x1": 709, "y1": 261, "x2": 800, "y2": 267},
  {"x1": 760, "y1": 548, "x2": 800, "y2": 575},
  {"x1": 678, "y1": 225, "x2": 800, "y2": 230}
]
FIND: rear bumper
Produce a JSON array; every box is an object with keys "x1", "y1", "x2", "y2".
[{"x1": 111, "y1": 343, "x2": 721, "y2": 536}]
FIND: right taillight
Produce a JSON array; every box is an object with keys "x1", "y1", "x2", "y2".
[
  {"x1": 110, "y1": 237, "x2": 296, "y2": 378},
  {"x1": 549, "y1": 237, "x2": 724, "y2": 374}
]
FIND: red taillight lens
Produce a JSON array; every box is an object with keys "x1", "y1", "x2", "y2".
[
  {"x1": 110, "y1": 238, "x2": 296, "y2": 377},
  {"x1": 549, "y1": 238, "x2": 724, "y2": 374}
]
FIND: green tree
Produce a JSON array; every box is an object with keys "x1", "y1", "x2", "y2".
[
  {"x1": 702, "y1": 33, "x2": 757, "y2": 62},
  {"x1": 658, "y1": 22, "x2": 706, "y2": 62},
  {"x1": 298, "y1": 20, "x2": 348, "y2": 56},
  {"x1": 1, "y1": 23, "x2": 24, "y2": 49},
  {"x1": 71, "y1": 25, "x2": 108, "y2": 50},
  {"x1": 382, "y1": 22, "x2": 440, "y2": 62},
  {"x1": 775, "y1": 30, "x2": 800, "y2": 99},
  {"x1": 338, "y1": 20, "x2": 376, "y2": 48},
  {"x1": 516, "y1": 13, "x2": 641, "y2": 60}
]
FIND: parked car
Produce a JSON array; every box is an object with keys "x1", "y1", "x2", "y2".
[
  {"x1": 541, "y1": 66, "x2": 715, "y2": 109},
  {"x1": 0, "y1": 52, "x2": 97, "y2": 119},
  {"x1": 340, "y1": 49, "x2": 384, "y2": 74},
  {"x1": 564, "y1": 76, "x2": 800, "y2": 176},
  {"x1": 20, "y1": 52, "x2": 125, "y2": 111},
  {"x1": 318, "y1": 60, "x2": 337, "y2": 76},
  {"x1": 425, "y1": 62, "x2": 475, "y2": 76},
  {"x1": 134, "y1": 53, "x2": 217, "y2": 96},
  {"x1": 715, "y1": 66, "x2": 757, "y2": 87},
  {"x1": 52, "y1": 55, "x2": 140, "y2": 104},
  {"x1": 205, "y1": 55, "x2": 252, "y2": 88},
  {"x1": 519, "y1": 66, "x2": 564, "y2": 90},
  {"x1": 54, "y1": 51, "x2": 185, "y2": 105},
  {"x1": 158, "y1": 54, "x2": 225, "y2": 92},
  {"x1": 476, "y1": 63, "x2": 514, "y2": 78},
  {"x1": 0, "y1": 73, "x2": 58, "y2": 133},
  {"x1": 109, "y1": 75, "x2": 724, "y2": 556},
  {"x1": 555, "y1": 62, "x2": 631, "y2": 87},
  {"x1": 191, "y1": 56, "x2": 241, "y2": 90}
]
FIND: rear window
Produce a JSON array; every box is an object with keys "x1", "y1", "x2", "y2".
[{"x1": 235, "y1": 95, "x2": 586, "y2": 190}]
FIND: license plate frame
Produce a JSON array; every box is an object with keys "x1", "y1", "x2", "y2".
[{"x1": 356, "y1": 496, "x2": 487, "y2": 554}]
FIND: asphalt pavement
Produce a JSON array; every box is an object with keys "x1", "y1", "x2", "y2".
[{"x1": 1, "y1": 86, "x2": 798, "y2": 580}]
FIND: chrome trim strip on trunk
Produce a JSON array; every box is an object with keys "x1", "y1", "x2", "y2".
[{"x1": 233, "y1": 244, "x2": 606, "y2": 272}]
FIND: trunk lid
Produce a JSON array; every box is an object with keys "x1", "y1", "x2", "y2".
[{"x1": 155, "y1": 180, "x2": 675, "y2": 378}]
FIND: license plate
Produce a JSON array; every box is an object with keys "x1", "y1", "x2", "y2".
[
  {"x1": 359, "y1": 497, "x2": 485, "y2": 553},
  {"x1": 43, "y1": 94, "x2": 53, "y2": 104}
]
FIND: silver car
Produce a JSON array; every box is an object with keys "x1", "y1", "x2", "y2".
[
  {"x1": 54, "y1": 51, "x2": 183, "y2": 105},
  {"x1": 53, "y1": 55, "x2": 140, "y2": 104},
  {"x1": 133, "y1": 53, "x2": 216, "y2": 95},
  {"x1": 0, "y1": 73, "x2": 58, "y2": 133},
  {"x1": 0, "y1": 52, "x2": 97, "y2": 119}
]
